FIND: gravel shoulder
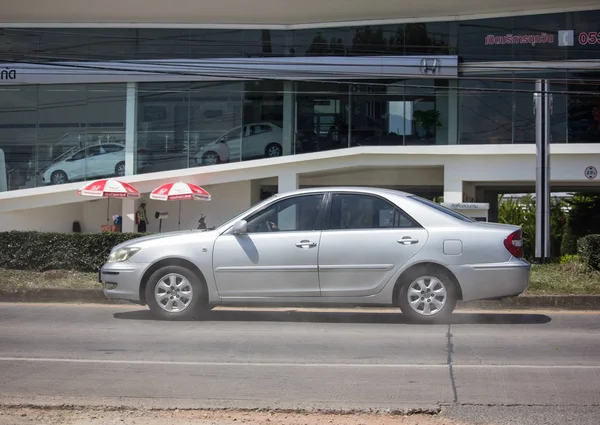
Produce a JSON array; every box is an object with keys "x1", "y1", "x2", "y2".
[{"x1": 0, "y1": 407, "x2": 468, "y2": 425}]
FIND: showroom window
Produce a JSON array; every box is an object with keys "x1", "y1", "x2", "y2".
[
  {"x1": 459, "y1": 77, "x2": 535, "y2": 144},
  {"x1": 0, "y1": 84, "x2": 126, "y2": 192},
  {"x1": 135, "y1": 80, "x2": 285, "y2": 173}
]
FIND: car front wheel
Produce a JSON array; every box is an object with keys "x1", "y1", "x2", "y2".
[
  {"x1": 145, "y1": 265, "x2": 206, "y2": 320},
  {"x1": 398, "y1": 269, "x2": 457, "y2": 324},
  {"x1": 50, "y1": 170, "x2": 68, "y2": 185}
]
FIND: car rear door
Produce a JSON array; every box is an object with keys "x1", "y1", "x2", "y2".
[{"x1": 317, "y1": 192, "x2": 428, "y2": 297}]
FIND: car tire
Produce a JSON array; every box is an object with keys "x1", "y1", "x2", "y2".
[
  {"x1": 115, "y1": 161, "x2": 125, "y2": 177},
  {"x1": 50, "y1": 170, "x2": 68, "y2": 185},
  {"x1": 265, "y1": 143, "x2": 282, "y2": 158},
  {"x1": 397, "y1": 268, "x2": 458, "y2": 324},
  {"x1": 145, "y1": 265, "x2": 207, "y2": 321},
  {"x1": 202, "y1": 151, "x2": 219, "y2": 165}
]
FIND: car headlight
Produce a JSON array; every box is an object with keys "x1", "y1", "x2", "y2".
[{"x1": 108, "y1": 247, "x2": 140, "y2": 263}]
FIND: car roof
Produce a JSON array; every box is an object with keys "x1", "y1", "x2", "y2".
[{"x1": 276, "y1": 186, "x2": 413, "y2": 198}]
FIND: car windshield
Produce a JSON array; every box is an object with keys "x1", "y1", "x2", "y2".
[{"x1": 408, "y1": 195, "x2": 475, "y2": 222}]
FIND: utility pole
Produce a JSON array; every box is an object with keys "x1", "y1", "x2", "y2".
[{"x1": 534, "y1": 79, "x2": 552, "y2": 263}]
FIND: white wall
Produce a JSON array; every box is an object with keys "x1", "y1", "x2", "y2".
[
  {"x1": 302, "y1": 167, "x2": 443, "y2": 187},
  {"x1": 1, "y1": 144, "x2": 600, "y2": 233},
  {"x1": 136, "y1": 180, "x2": 255, "y2": 233},
  {"x1": 0, "y1": 202, "x2": 83, "y2": 232},
  {"x1": 81, "y1": 198, "x2": 123, "y2": 233}
]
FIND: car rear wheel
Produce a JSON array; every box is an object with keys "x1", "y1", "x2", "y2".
[
  {"x1": 115, "y1": 161, "x2": 125, "y2": 177},
  {"x1": 398, "y1": 269, "x2": 457, "y2": 324},
  {"x1": 145, "y1": 265, "x2": 206, "y2": 321}
]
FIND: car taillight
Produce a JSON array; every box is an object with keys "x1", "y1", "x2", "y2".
[{"x1": 504, "y1": 229, "x2": 524, "y2": 258}]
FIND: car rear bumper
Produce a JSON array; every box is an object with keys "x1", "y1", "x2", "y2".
[
  {"x1": 100, "y1": 262, "x2": 149, "y2": 304},
  {"x1": 450, "y1": 258, "x2": 531, "y2": 302}
]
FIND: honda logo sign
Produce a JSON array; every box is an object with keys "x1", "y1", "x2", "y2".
[{"x1": 419, "y1": 58, "x2": 440, "y2": 75}]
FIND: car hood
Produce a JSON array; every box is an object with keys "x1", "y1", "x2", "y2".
[{"x1": 112, "y1": 229, "x2": 217, "y2": 251}]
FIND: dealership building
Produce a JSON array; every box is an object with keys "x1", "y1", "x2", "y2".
[{"x1": 0, "y1": 1, "x2": 599, "y2": 233}]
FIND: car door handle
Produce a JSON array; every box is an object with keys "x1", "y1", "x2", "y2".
[
  {"x1": 398, "y1": 237, "x2": 419, "y2": 245},
  {"x1": 295, "y1": 240, "x2": 317, "y2": 248}
]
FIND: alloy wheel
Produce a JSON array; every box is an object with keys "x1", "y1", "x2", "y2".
[
  {"x1": 406, "y1": 276, "x2": 448, "y2": 316},
  {"x1": 154, "y1": 273, "x2": 194, "y2": 313}
]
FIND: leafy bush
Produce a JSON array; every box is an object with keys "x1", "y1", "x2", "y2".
[
  {"x1": 560, "y1": 217, "x2": 578, "y2": 256},
  {"x1": 0, "y1": 231, "x2": 150, "y2": 273},
  {"x1": 577, "y1": 235, "x2": 600, "y2": 272},
  {"x1": 497, "y1": 194, "x2": 567, "y2": 260},
  {"x1": 559, "y1": 254, "x2": 579, "y2": 265},
  {"x1": 565, "y1": 194, "x2": 600, "y2": 237}
]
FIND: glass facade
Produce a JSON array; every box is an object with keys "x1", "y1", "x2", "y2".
[
  {"x1": 1, "y1": 9, "x2": 600, "y2": 192},
  {"x1": 0, "y1": 84, "x2": 126, "y2": 190}
]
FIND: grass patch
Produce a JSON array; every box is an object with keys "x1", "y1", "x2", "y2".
[
  {"x1": 0, "y1": 269, "x2": 99, "y2": 291},
  {"x1": 527, "y1": 262, "x2": 600, "y2": 295},
  {"x1": 1, "y1": 261, "x2": 600, "y2": 295}
]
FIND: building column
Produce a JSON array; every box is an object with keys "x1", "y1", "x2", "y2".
[
  {"x1": 484, "y1": 190, "x2": 499, "y2": 223},
  {"x1": 447, "y1": 79, "x2": 459, "y2": 145},
  {"x1": 122, "y1": 82, "x2": 138, "y2": 233},
  {"x1": 282, "y1": 81, "x2": 296, "y2": 156},
  {"x1": 125, "y1": 82, "x2": 137, "y2": 176},
  {"x1": 278, "y1": 172, "x2": 299, "y2": 194},
  {"x1": 443, "y1": 166, "x2": 463, "y2": 203},
  {"x1": 122, "y1": 199, "x2": 136, "y2": 233}
]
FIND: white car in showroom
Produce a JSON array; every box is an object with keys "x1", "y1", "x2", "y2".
[
  {"x1": 194, "y1": 122, "x2": 283, "y2": 165},
  {"x1": 42, "y1": 143, "x2": 152, "y2": 185}
]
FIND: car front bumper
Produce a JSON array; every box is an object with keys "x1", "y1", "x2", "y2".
[
  {"x1": 450, "y1": 258, "x2": 531, "y2": 302},
  {"x1": 100, "y1": 261, "x2": 150, "y2": 304}
]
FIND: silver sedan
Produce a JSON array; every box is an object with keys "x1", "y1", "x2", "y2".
[{"x1": 100, "y1": 187, "x2": 530, "y2": 323}]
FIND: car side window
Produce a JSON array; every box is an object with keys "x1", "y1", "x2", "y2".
[
  {"x1": 329, "y1": 193, "x2": 417, "y2": 230},
  {"x1": 245, "y1": 194, "x2": 324, "y2": 233},
  {"x1": 103, "y1": 144, "x2": 124, "y2": 153},
  {"x1": 86, "y1": 146, "x2": 102, "y2": 157},
  {"x1": 70, "y1": 149, "x2": 86, "y2": 161}
]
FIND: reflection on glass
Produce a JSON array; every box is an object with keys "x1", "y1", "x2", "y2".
[
  {"x1": 459, "y1": 78, "x2": 535, "y2": 144},
  {"x1": 136, "y1": 82, "x2": 244, "y2": 173},
  {"x1": 0, "y1": 84, "x2": 126, "y2": 191},
  {"x1": 136, "y1": 81, "x2": 286, "y2": 172}
]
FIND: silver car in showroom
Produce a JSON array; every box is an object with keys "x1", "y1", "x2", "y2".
[{"x1": 100, "y1": 187, "x2": 530, "y2": 323}]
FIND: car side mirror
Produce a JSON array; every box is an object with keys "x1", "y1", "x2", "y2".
[{"x1": 231, "y1": 220, "x2": 248, "y2": 235}]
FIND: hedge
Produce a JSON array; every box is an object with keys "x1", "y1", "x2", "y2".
[
  {"x1": 0, "y1": 231, "x2": 150, "y2": 273},
  {"x1": 577, "y1": 234, "x2": 600, "y2": 271}
]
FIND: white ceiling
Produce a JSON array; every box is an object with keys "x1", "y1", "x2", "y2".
[{"x1": 1, "y1": 0, "x2": 598, "y2": 27}]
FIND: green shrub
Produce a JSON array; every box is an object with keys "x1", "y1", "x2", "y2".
[
  {"x1": 0, "y1": 231, "x2": 151, "y2": 273},
  {"x1": 577, "y1": 235, "x2": 600, "y2": 271},
  {"x1": 559, "y1": 254, "x2": 579, "y2": 264},
  {"x1": 561, "y1": 217, "x2": 578, "y2": 256}
]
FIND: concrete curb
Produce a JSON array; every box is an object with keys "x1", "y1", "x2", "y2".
[{"x1": 1, "y1": 289, "x2": 600, "y2": 310}]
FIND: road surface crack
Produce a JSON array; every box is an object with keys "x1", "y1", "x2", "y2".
[{"x1": 446, "y1": 324, "x2": 458, "y2": 403}]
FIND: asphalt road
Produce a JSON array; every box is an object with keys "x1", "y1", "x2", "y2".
[{"x1": 0, "y1": 303, "x2": 599, "y2": 423}]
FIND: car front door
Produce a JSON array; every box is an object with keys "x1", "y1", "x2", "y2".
[
  {"x1": 223, "y1": 126, "x2": 243, "y2": 162},
  {"x1": 317, "y1": 192, "x2": 428, "y2": 297},
  {"x1": 212, "y1": 193, "x2": 326, "y2": 298},
  {"x1": 64, "y1": 148, "x2": 86, "y2": 180}
]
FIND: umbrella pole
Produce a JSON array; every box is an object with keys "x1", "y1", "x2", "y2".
[
  {"x1": 178, "y1": 200, "x2": 182, "y2": 230},
  {"x1": 106, "y1": 198, "x2": 110, "y2": 223}
]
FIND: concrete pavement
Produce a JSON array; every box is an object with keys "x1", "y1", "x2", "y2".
[{"x1": 0, "y1": 304, "x2": 599, "y2": 417}]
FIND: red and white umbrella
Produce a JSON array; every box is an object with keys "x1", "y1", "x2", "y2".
[
  {"x1": 77, "y1": 179, "x2": 140, "y2": 199},
  {"x1": 77, "y1": 179, "x2": 140, "y2": 224},
  {"x1": 149, "y1": 182, "x2": 211, "y2": 230},
  {"x1": 149, "y1": 182, "x2": 211, "y2": 201}
]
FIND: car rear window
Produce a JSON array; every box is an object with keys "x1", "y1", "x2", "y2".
[{"x1": 408, "y1": 196, "x2": 475, "y2": 222}]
